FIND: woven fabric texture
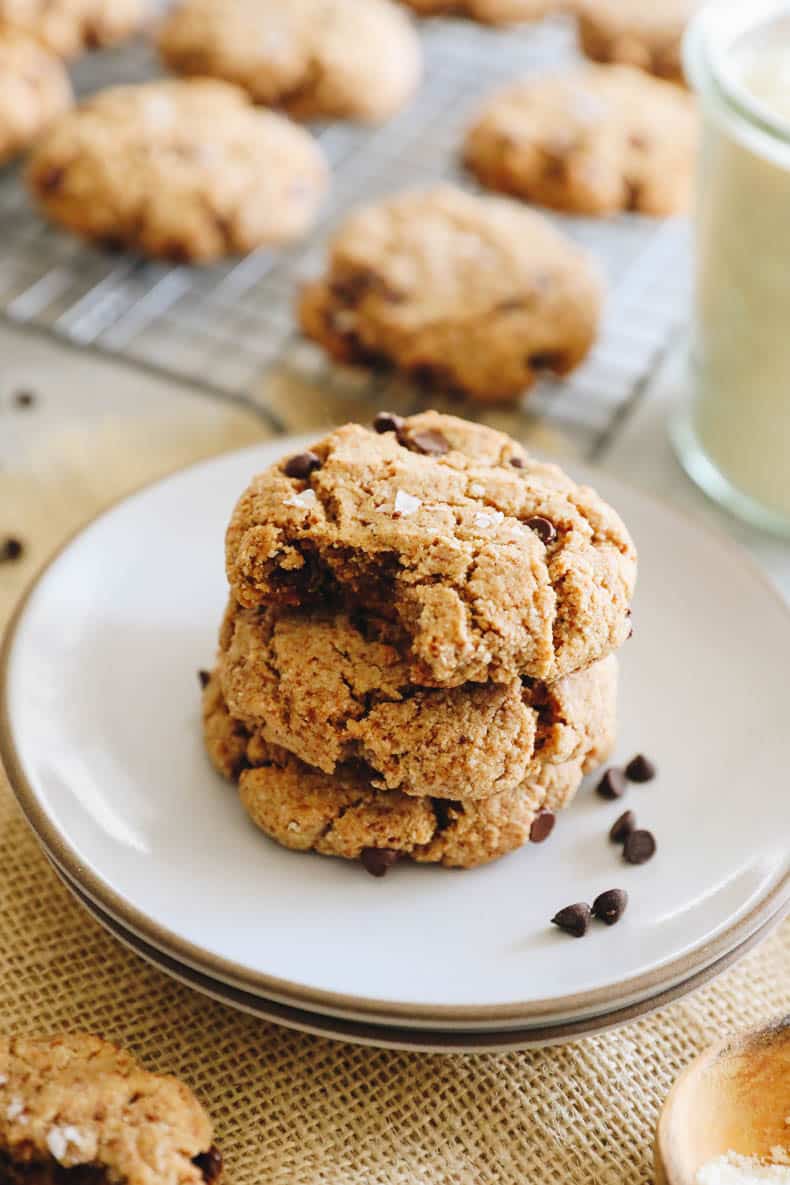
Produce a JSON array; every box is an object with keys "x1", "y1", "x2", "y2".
[{"x1": 1, "y1": 403, "x2": 788, "y2": 1185}]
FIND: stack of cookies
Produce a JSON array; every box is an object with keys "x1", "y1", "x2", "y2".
[{"x1": 203, "y1": 411, "x2": 637, "y2": 873}]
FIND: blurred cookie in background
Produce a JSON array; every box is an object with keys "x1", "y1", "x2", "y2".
[
  {"x1": 297, "y1": 185, "x2": 603, "y2": 404},
  {"x1": 0, "y1": 30, "x2": 72, "y2": 165},
  {"x1": 157, "y1": 0, "x2": 422, "y2": 124},
  {"x1": 575, "y1": 0, "x2": 694, "y2": 85},
  {"x1": 0, "y1": 0, "x2": 150, "y2": 59},
  {"x1": 400, "y1": 0, "x2": 560, "y2": 25},
  {"x1": 464, "y1": 65, "x2": 697, "y2": 216},
  {"x1": 27, "y1": 79, "x2": 328, "y2": 263}
]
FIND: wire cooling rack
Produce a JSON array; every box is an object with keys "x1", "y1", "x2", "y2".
[{"x1": 0, "y1": 15, "x2": 690, "y2": 453}]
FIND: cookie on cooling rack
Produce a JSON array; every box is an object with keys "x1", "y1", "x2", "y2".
[
  {"x1": 157, "y1": 0, "x2": 421, "y2": 123},
  {"x1": 0, "y1": 0, "x2": 150, "y2": 59},
  {"x1": 224, "y1": 411, "x2": 637, "y2": 687},
  {"x1": 464, "y1": 65, "x2": 697, "y2": 216},
  {"x1": 297, "y1": 184, "x2": 603, "y2": 403},
  {"x1": 203, "y1": 670, "x2": 614, "y2": 870},
  {"x1": 400, "y1": 0, "x2": 559, "y2": 25},
  {"x1": 0, "y1": 31, "x2": 72, "y2": 166},
  {"x1": 26, "y1": 79, "x2": 328, "y2": 263},
  {"x1": 576, "y1": 0, "x2": 693, "y2": 85},
  {"x1": 0, "y1": 1032, "x2": 222, "y2": 1185}
]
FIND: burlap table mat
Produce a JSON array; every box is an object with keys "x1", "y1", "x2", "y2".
[{"x1": 1, "y1": 393, "x2": 788, "y2": 1185}]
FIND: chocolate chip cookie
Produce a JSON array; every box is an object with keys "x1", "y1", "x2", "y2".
[
  {"x1": 464, "y1": 65, "x2": 697, "y2": 216},
  {"x1": 225, "y1": 412, "x2": 637, "y2": 687},
  {"x1": 217, "y1": 597, "x2": 618, "y2": 799},
  {"x1": 0, "y1": 0, "x2": 149, "y2": 59},
  {"x1": 27, "y1": 80, "x2": 328, "y2": 262},
  {"x1": 158, "y1": 0, "x2": 421, "y2": 123},
  {"x1": 0, "y1": 31, "x2": 72, "y2": 166},
  {"x1": 401, "y1": 0, "x2": 558, "y2": 25},
  {"x1": 203, "y1": 672, "x2": 613, "y2": 868},
  {"x1": 0, "y1": 1033, "x2": 221, "y2": 1185},
  {"x1": 576, "y1": 0, "x2": 693, "y2": 85},
  {"x1": 298, "y1": 185, "x2": 603, "y2": 403}
]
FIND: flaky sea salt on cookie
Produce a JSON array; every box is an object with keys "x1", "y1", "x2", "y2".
[
  {"x1": 158, "y1": 0, "x2": 421, "y2": 123},
  {"x1": 224, "y1": 412, "x2": 637, "y2": 687},
  {"x1": 27, "y1": 79, "x2": 327, "y2": 262},
  {"x1": 0, "y1": 1033, "x2": 221, "y2": 1185},
  {"x1": 297, "y1": 184, "x2": 603, "y2": 404},
  {"x1": 464, "y1": 65, "x2": 697, "y2": 217}
]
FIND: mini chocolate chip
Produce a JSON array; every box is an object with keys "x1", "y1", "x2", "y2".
[
  {"x1": 625, "y1": 754, "x2": 656, "y2": 783},
  {"x1": 529, "y1": 351, "x2": 564, "y2": 371},
  {"x1": 404, "y1": 429, "x2": 449, "y2": 457},
  {"x1": 433, "y1": 799, "x2": 463, "y2": 832},
  {"x1": 360, "y1": 847, "x2": 401, "y2": 878},
  {"x1": 373, "y1": 411, "x2": 404, "y2": 435},
  {"x1": 283, "y1": 451, "x2": 321, "y2": 479},
  {"x1": 525, "y1": 515, "x2": 557, "y2": 545},
  {"x1": 592, "y1": 888, "x2": 628, "y2": 926},
  {"x1": 0, "y1": 537, "x2": 24, "y2": 562},
  {"x1": 551, "y1": 902, "x2": 591, "y2": 938},
  {"x1": 39, "y1": 165, "x2": 64, "y2": 192},
  {"x1": 198, "y1": 669, "x2": 210, "y2": 689},
  {"x1": 509, "y1": 455, "x2": 525, "y2": 468},
  {"x1": 12, "y1": 389, "x2": 36, "y2": 408},
  {"x1": 623, "y1": 829, "x2": 656, "y2": 865},
  {"x1": 596, "y1": 768, "x2": 627, "y2": 800},
  {"x1": 193, "y1": 1145, "x2": 223, "y2": 1184},
  {"x1": 609, "y1": 809, "x2": 636, "y2": 844},
  {"x1": 529, "y1": 810, "x2": 555, "y2": 843}
]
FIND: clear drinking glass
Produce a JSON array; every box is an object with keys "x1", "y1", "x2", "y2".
[{"x1": 674, "y1": 0, "x2": 790, "y2": 536}]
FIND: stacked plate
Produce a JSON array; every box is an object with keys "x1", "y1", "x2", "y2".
[{"x1": 1, "y1": 440, "x2": 788, "y2": 1052}]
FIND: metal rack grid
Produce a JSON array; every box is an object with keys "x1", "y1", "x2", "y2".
[{"x1": 0, "y1": 15, "x2": 690, "y2": 453}]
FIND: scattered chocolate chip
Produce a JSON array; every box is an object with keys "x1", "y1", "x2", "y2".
[
  {"x1": 529, "y1": 810, "x2": 556, "y2": 843},
  {"x1": 609, "y1": 809, "x2": 636, "y2": 844},
  {"x1": 623, "y1": 829, "x2": 656, "y2": 865},
  {"x1": 592, "y1": 888, "x2": 628, "y2": 926},
  {"x1": 551, "y1": 902, "x2": 591, "y2": 938},
  {"x1": 596, "y1": 767, "x2": 627, "y2": 800},
  {"x1": 198, "y1": 669, "x2": 210, "y2": 689},
  {"x1": 0, "y1": 537, "x2": 24, "y2": 562},
  {"x1": 360, "y1": 847, "x2": 401, "y2": 878},
  {"x1": 193, "y1": 1145, "x2": 223, "y2": 1184},
  {"x1": 404, "y1": 429, "x2": 449, "y2": 457},
  {"x1": 12, "y1": 389, "x2": 36, "y2": 408},
  {"x1": 283, "y1": 451, "x2": 321, "y2": 479},
  {"x1": 627, "y1": 624, "x2": 634, "y2": 640},
  {"x1": 38, "y1": 164, "x2": 64, "y2": 192},
  {"x1": 373, "y1": 411, "x2": 404, "y2": 435},
  {"x1": 525, "y1": 515, "x2": 557, "y2": 545},
  {"x1": 625, "y1": 754, "x2": 656, "y2": 783},
  {"x1": 509, "y1": 455, "x2": 525, "y2": 468}
]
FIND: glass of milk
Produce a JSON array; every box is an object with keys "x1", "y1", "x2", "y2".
[{"x1": 675, "y1": 0, "x2": 790, "y2": 535}]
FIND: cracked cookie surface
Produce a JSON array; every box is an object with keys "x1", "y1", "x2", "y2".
[
  {"x1": 297, "y1": 184, "x2": 603, "y2": 403},
  {"x1": 0, "y1": 0, "x2": 149, "y2": 58},
  {"x1": 203, "y1": 673, "x2": 613, "y2": 868},
  {"x1": 0, "y1": 31, "x2": 72, "y2": 166},
  {"x1": 158, "y1": 0, "x2": 421, "y2": 123},
  {"x1": 576, "y1": 0, "x2": 693, "y2": 85},
  {"x1": 464, "y1": 65, "x2": 696, "y2": 217},
  {"x1": 27, "y1": 80, "x2": 327, "y2": 262},
  {"x1": 217, "y1": 598, "x2": 618, "y2": 799},
  {"x1": 225, "y1": 411, "x2": 637, "y2": 687},
  {"x1": 400, "y1": 0, "x2": 557, "y2": 24},
  {"x1": 0, "y1": 1033, "x2": 220, "y2": 1185}
]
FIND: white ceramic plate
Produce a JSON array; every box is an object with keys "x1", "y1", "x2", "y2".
[
  {"x1": 2, "y1": 439, "x2": 788, "y2": 1029},
  {"x1": 51, "y1": 855, "x2": 787, "y2": 1053}
]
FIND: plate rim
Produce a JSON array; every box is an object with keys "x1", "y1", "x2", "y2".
[
  {"x1": 1, "y1": 438, "x2": 789, "y2": 1027},
  {"x1": 53, "y1": 852, "x2": 788, "y2": 1053}
]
